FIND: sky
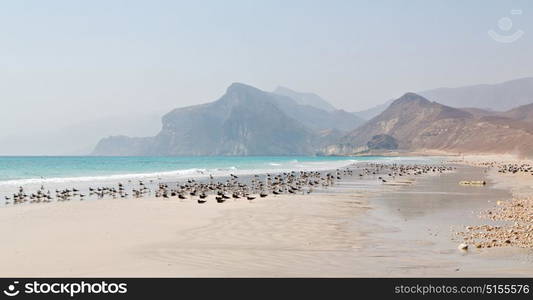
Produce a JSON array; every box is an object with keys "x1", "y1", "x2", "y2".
[{"x1": 1, "y1": 0, "x2": 533, "y2": 154}]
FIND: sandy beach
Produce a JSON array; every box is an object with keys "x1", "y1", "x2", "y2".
[
  {"x1": 0, "y1": 192, "x2": 372, "y2": 277},
  {"x1": 1, "y1": 158, "x2": 533, "y2": 277}
]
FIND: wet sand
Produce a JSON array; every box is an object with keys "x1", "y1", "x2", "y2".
[
  {"x1": 0, "y1": 163, "x2": 532, "y2": 277},
  {"x1": 362, "y1": 164, "x2": 533, "y2": 277},
  {"x1": 453, "y1": 156, "x2": 533, "y2": 254}
]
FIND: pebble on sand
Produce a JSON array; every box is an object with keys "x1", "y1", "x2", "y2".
[{"x1": 458, "y1": 243, "x2": 468, "y2": 250}]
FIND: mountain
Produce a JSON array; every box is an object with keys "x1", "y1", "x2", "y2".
[
  {"x1": 92, "y1": 136, "x2": 154, "y2": 156},
  {"x1": 327, "y1": 93, "x2": 472, "y2": 153},
  {"x1": 273, "y1": 86, "x2": 336, "y2": 112},
  {"x1": 92, "y1": 78, "x2": 533, "y2": 157},
  {"x1": 459, "y1": 107, "x2": 499, "y2": 118},
  {"x1": 500, "y1": 103, "x2": 533, "y2": 121},
  {"x1": 419, "y1": 77, "x2": 533, "y2": 111},
  {"x1": 351, "y1": 99, "x2": 394, "y2": 120},
  {"x1": 351, "y1": 77, "x2": 533, "y2": 121},
  {"x1": 269, "y1": 97, "x2": 364, "y2": 132},
  {"x1": 92, "y1": 83, "x2": 350, "y2": 156},
  {"x1": 271, "y1": 87, "x2": 364, "y2": 131},
  {"x1": 325, "y1": 93, "x2": 533, "y2": 158}
]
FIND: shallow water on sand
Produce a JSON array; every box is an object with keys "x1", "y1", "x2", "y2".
[{"x1": 351, "y1": 165, "x2": 533, "y2": 276}]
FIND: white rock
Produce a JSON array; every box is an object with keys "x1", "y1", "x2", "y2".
[{"x1": 458, "y1": 243, "x2": 468, "y2": 250}]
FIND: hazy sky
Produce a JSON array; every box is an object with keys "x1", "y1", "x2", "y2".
[{"x1": 1, "y1": 0, "x2": 533, "y2": 146}]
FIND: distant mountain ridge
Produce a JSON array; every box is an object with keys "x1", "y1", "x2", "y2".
[
  {"x1": 419, "y1": 77, "x2": 533, "y2": 111},
  {"x1": 92, "y1": 83, "x2": 363, "y2": 156},
  {"x1": 273, "y1": 86, "x2": 337, "y2": 112},
  {"x1": 93, "y1": 78, "x2": 533, "y2": 158},
  {"x1": 268, "y1": 95, "x2": 364, "y2": 132},
  {"x1": 325, "y1": 93, "x2": 533, "y2": 157},
  {"x1": 351, "y1": 77, "x2": 533, "y2": 120},
  {"x1": 351, "y1": 99, "x2": 394, "y2": 120},
  {"x1": 501, "y1": 103, "x2": 533, "y2": 121}
]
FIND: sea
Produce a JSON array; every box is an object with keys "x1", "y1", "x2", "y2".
[{"x1": 0, "y1": 155, "x2": 440, "y2": 202}]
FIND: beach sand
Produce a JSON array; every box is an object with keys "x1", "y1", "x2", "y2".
[
  {"x1": 0, "y1": 192, "x2": 373, "y2": 277},
  {"x1": 1, "y1": 161, "x2": 532, "y2": 277}
]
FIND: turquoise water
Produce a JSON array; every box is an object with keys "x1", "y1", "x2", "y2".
[
  {"x1": 0, "y1": 156, "x2": 377, "y2": 185},
  {"x1": 0, "y1": 155, "x2": 440, "y2": 199}
]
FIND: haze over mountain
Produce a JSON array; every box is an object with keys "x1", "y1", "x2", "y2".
[
  {"x1": 3, "y1": 1, "x2": 533, "y2": 157},
  {"x1": 273, "y1": 86, "x2": 336, "y2": 112},
  {"x1": 501, "y1": 103, "x2": 533, "y2": 122},
  {"x1": 419, "y1": 77, "x2": 533, "y2": 112},
  {"x1": 93, "y1": 83, "x2": 363, "y2": 156},
  {"x1": 351, "y1": 99, "x2": 394, "y2": 120},
  {"x1": 91, "y1": 77, "x2": 533, "y2": 157},
  {"x1": 325, "y1": 93, "x2": 533, "y2": 158},
  {"x1": 0, "y1": 113, "x2": 162, "y2": 156},
  {"x1": 270, "y1": 89, "x2": 364, "y2": 132},
  {"x1": 349, "y1": 77, "x2": 533, "y2": 121}
]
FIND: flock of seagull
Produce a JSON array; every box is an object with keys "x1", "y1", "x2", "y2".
[
  {"x1": 359, "y1": 163, "x2": 454, "y2": 182},
  {"x1": 497, "y1": 163, "x2": 533, "y2": 175},
  {"x1": 474, "y1": 161, "x2": 533, "y2": 175},
  {"x1": 153, "y1": 171, "x2": 344, "y2": 204},
  {"x1": 3, "y1": 163, "x2": 453, "y2": 206}
]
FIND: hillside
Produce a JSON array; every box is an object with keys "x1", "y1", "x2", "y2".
[
  {"x1": 272, "y1": 87, "x2": 364, "y2": 131},
  {"x1": 92, "y1": 83, "x2": 362, "y2": 156},
  {"x1": 500, "y1": 103, "x2": 533, "y2": 121},
  {"x1": 325, "y1": 93, "x2": 533, "y2": 158},
  {"x1": 273, "y1": 86, "x2": 336, "y2": 112},
  {"x1": 94, "y1": 83, "x2": 319, "y2": 155}
]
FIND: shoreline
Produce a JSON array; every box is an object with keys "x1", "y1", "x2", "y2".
[
  {"x1": 0, "y1": 155, "x2": 532, "y2": 277},
  {"x1": 0, "y1": 156, "x2": 384, "y2": 202},
  {"x1": 0, "y1": 155, "x2": 443, "y2": 206},
  {"x1": 451, "y1": 155, "x2": 533, "y2": 252}
]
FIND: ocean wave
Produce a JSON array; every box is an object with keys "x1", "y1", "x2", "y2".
[
  {"x1": 215, "y1": 166, "x2": 237, "y2": 171},
  {"x1": 0, "y1": 159, "x2": 363, "y2": 189},
  {"x1": 0, "y1": 168, "x2": 209, "y2": 187}
]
